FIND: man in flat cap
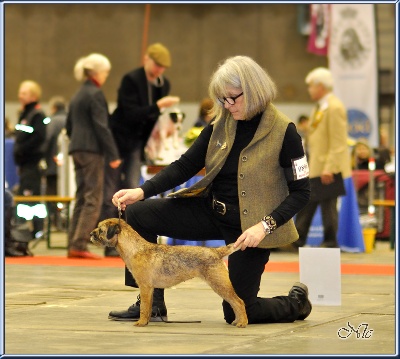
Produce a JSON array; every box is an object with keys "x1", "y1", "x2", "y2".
[
  {"x1": 102, "y1": 42, "x2": 179, "y2": 319},
  {"x1": 100, "y1": 43, "x2": 178, "y2": 239}
]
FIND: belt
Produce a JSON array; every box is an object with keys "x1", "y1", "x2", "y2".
[{"x1": 211, "y1": 196, "x2": 239, "y2": 215}]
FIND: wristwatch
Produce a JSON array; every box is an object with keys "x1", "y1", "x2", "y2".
[{"x1": 261, "y1": 215, "x2": 277, "y2": 234}]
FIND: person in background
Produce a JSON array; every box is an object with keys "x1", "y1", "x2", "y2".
[
  {"x1": 4, "y1": 188, "x2": 27, "y2": 257},
  {"x1": 97, "y1": 43, "x2": 179, "y2": 258},
  {"x1": 294, "y1": 67, "x2": 351, "y2": 249},
  {"x1": 376, "y1": 128, "x2": 392, "y2": 169},
  {"x1": 66, "y1": 53, "x2": 121, "y2": 259},
  {"x1": 108, "y1": 55, "x2": 312, "y2": 325},
  {"x1": 44, "y1": 97, "x2": 68, "y2": 195},
  {"x1": 184, "y1": 97, "x2": 214, "y2": 147},
  {"x1": 43, "y1": 96, "x2": 68, "y2": 229},
  {"x1": 13, "y1": 80, "x2": 47, "y2": 240},
  {"x1": 351, "y1": 140, "x2": 373, "y2": 170},
  {"x1": 193, "y1": 97, "x2": 214, "y2": 127},
  {"x1": 296, "y1": 114, "x2": 310, "y2": 156},
  {"x1": 351, "y1": 139, "x2": 391, "y2": 171},
  {"x1": 109, "y1": 42, "x2": 179, "y2": 189},
  {"x1": 5, "y1": 117, "x2": 15, "y2": 138}
]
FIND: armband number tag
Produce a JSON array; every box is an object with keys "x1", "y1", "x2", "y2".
[{"x1": 292, "y1": 155, "x2": 309, "y2": 180}]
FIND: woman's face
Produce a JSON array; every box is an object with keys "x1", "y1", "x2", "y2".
[
  {"x1": 222, "y1": 87, "x2": 245, "y2": 121},
  {"x1": 18, "y1": 83, "x2": 37, "y2": 106},
  {"x1": 93, "y1": 69, "x2": 110, "y2": 86},
  {"x1": 355, "y1": 143, "x2": 370, "y2": 160}
]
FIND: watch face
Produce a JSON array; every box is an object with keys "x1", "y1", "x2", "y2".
[{"x1": 264, "y1": 216, "x2": 276, "y2": 229}]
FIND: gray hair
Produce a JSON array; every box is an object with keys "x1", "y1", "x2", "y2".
[
  {"x1": 208, "y1": 56, "x2": 277, "y2": 121},
  {"x1": 73, "y1": 53, "x2": 111, "y2": 81},
  {"x1": 305, "y1": 67, "x2": 334, "y2": 90}
]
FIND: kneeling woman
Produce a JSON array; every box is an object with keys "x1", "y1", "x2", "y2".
[{"x1": 109, "y1": 55, "x2": 311, "y2": 324}]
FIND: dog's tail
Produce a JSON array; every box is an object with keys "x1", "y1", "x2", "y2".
[{"x1": 216, "y1": 243, "x2": 241, "y2": 258}]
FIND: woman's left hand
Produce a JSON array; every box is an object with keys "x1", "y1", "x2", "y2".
[{"x1": 234, "y1": 222, "x2": 266, "y2": 251}]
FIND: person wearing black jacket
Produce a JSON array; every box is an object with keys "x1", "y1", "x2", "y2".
[
  {"x1": 13, "y1": 80, "x2": 47, "y2": 240},
  {"x1": 109, "y1": 43, "x2": 179, "y2": 189},
  {"x1": 98, "y1": 43, "x2": 179, "y2": 257},
  {"x1": 66, "y1": 53, "x2": 121, "y2": 259}
]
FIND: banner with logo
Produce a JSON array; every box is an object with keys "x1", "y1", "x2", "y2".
[
  {"x1": 328, "y1": 4, "x2": 378, "y2": 147},
  {"x1": 307, "y1": 4, "x2": 330, "y2": 56}
]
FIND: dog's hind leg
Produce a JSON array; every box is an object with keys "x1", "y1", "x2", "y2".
[
  {"x1": 135, "y1": 286, "x2": 154, "y2": 327},
  {"x1": 202, "y1": 265, "x2": 248, "y2": 328}
]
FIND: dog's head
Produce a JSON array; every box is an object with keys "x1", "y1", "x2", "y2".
[
  {"x1": 90, "y1": 218, "x2": 121, "y2": 248},
  {"x1": 169, "y1": 110, "x2": 185, "y2": 124}
]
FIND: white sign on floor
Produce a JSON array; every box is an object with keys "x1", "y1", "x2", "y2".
[{"x1": 299, "y1": 248, "x2": 341, "y2": 306}]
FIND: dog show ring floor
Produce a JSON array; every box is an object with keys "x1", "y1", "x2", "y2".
[{"x1": 3, "y1": 231, "x2": 397, "y2": 356}]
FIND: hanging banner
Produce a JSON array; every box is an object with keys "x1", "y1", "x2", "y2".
[
  {"x1": 307, "y1": 4, "x2": 330, "y2": 56},
  {"x1": 328, "y1": 4, "x2": 378, "y2": 147}
]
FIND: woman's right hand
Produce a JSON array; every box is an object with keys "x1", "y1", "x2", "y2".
[{"x1": 112, "y1": 188, "x2": 144, "y2": 211}]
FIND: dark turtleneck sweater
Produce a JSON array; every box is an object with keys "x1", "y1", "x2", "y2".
[{"x1": 141, "y1": 113, "x2": 309, "y2": 228}]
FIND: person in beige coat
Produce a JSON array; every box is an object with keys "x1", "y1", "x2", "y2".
[
  {"x1": 294, "y1": 67, "x2": 351, "y2": 248},
  {"x1": 109, "y1": 56, "x2": 312, "y2": 325}
]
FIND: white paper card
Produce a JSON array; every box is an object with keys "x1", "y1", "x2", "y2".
[{"x1": 299, "y1": 248, "x2": 341, "y2": 306}]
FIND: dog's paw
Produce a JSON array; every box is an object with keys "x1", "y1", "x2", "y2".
[
  {"x1": 232, "y1": 319, "x2": 248, "y2": 328},
  {"x1": 134, "y1": 320, "x2": 149, "y2": 327},
  {"x1": 235, "y1": 321, "x2": 247, "y2": 328}
]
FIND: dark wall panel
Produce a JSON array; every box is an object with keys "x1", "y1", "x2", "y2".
[{"x1": 5, "y1": 4, "x2": 329, "y2": 103}]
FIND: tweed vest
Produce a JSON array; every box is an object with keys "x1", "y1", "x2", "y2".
[{"x1": 168, "y1": 104, "x2": 299, "y2": 248}]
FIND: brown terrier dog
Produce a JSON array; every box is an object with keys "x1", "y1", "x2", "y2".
[{"x1": 90, "y1": 218, "x2": 248, "y2": 328}]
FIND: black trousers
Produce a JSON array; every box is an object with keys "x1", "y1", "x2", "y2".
[
  {"x1": 295, "y1": 197, "x2": 338, "y2": 247},
  {"x1": 17, "y1": 161, "x2": 44, "y2": 237},
  {"x1": 98, "y1": 163, "x2": 120, "y2": 222},
  {"x1": 122, "y1": 196, "x2": 300, "y2": 324}
]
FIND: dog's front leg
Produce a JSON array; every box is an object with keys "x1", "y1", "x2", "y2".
[
  {"x1": 172, "y1": 128, "x2": 179, "y2": 149},
  {"x1": 160, "y1": 128, "x2": 169, "y2": 151},
  {"x1": 135, "y1": 286, "x2": 154, "y2": 327}
]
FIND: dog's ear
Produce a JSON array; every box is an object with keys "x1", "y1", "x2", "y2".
[{"x1": 107, "y1": 223, "x2": 121, "y2": 239}]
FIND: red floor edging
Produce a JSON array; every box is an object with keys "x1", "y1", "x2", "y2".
[{"x1": 5, "y1": 256, "x2": 395, "y2": 275}]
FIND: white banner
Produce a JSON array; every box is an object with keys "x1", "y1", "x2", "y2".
[{"x1": 328, "y1": 4, "x2": 378, "y2": 147}]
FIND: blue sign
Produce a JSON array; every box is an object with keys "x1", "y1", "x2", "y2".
[{"x1": 347, "y1": 108, "x2": 372, "y2": 140}]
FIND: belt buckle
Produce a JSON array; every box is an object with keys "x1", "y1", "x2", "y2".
[{"x1": 213, "y1": 199, "x2": 226, "y2": 215}]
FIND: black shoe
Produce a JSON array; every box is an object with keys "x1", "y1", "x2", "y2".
[
  {"x1": 15, "y1": 242, "x2": 34, "y2": 256},
  {"x1": 5, "y1": 245, "x2": 27, "y2": 257},
  {"x1": 108, "y1": 294, "x2": 168, "y2": 322},
  {"x1": 288, "y1": 282, "x2": 312, "y2": 320},
  {"x1": 292, "y1": 240, "x2": 305, "y2": 249},
  {"x1": 320, "y1": 242, "x2": 338, "y2": 248},
  {"x1": 276, "y1": 244, "x2": 298, "y2": 253}
]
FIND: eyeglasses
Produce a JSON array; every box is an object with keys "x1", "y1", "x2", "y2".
[{"x1": 217, "y1": 92, "x2": 243, "y2": 105}]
